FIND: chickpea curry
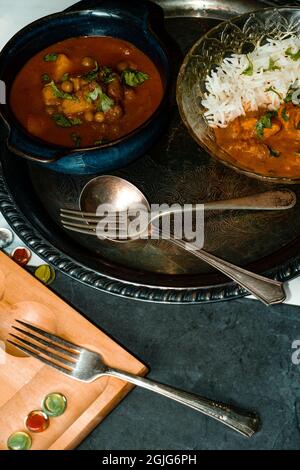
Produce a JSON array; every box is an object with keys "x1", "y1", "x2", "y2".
[
  {"x1": 214, "y1": 103, "x2": 300, "y2": 178},
  {"x1": 10, "y1": 37, "x2": 164, "y2": 148}
]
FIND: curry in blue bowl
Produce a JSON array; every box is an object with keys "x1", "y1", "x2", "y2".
[{"x1": 0, "y1": 0, "x2": 170, "y2": 175}]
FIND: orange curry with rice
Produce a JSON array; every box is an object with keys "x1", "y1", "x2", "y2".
[
  {"x1": 215, "y1": 102, "x2": 300, "y2": 178},
  {"x1": 10, "y1": 37, "x2": 164, "y2": 149}
]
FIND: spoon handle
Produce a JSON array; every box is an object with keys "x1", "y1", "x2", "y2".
[
  {"x1": 150, "y1": 191, "x2": 296, "y2": 222},
  {"x1": 168, "y1": 237, "x2": 286, "y2": 306},
  {"x1": 203, "y1": 190, "x2": 296, "y2": 211}
]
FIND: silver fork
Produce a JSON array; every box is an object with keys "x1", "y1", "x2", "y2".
[
  {"x1": 8, "y1": 320, "x2": 260, "y2": 437},
  {"x1": 60, "y1": 209, "x2": 286, "y2": 306}
]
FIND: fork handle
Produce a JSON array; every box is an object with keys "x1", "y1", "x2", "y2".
[
  {"x1": 104, "y1": 368, "x2": 260, "y2": 437},
  {"x1": 168, "y1": 237, "x2": 286, "y2": 306}
]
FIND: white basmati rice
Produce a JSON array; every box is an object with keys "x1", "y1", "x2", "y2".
[{"x1": 201, "y1": 36, "x2": 300, "y2": 128}]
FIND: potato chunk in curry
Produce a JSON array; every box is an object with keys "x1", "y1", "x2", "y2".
[{"x1": 52, "y1": 54, "x2": 72, "y2": 81}]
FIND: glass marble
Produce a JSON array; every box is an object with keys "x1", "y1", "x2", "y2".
[
  {"x1": 7, "y1": 431, "x2": 32, "y2": 450},
  {"x1": 0, "y1": 228, "x2": 14, "y2": 249},
  {"x1": 42, "y1": 392, "x2": 67, "y2": 417},
  {"x1": 25, "y1": 410, "x2": 49, "y2": 433},
  {"x1": 34, "y1": 264, "x2": 56, "y2": 285},
  {"x1": 11, "y1": 247, "x2": 31, "y2": 266}
]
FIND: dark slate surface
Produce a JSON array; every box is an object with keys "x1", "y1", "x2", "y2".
[{"x1": 46, "y1": 270, "x2": 300, "y2": 450}]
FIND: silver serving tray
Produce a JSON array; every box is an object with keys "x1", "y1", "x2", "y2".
[
  {"x1": 156, "y1": 0, "x2": 262, "y2": 18},
  {"x1": 2, "y1": 0, "x2": 300, "y2": 304}
]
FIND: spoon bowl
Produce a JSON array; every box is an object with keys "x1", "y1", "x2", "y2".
[{"x1": 80, "y1": 175, "x2": 151, "y2": 242}]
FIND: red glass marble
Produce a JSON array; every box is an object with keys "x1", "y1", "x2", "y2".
[
  {"x1": 25, "y1": 410, "x2": 49, "y2": 433},
  {"x1": 11, "y1": 247, "x2": 31, "y2": 266}
]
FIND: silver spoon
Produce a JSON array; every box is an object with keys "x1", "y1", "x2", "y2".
[{"x1": 69, "y1": 176, "x2": 290, "y2": 305}]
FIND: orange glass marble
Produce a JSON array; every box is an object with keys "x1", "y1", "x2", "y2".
[
  {"x1": 11, "y1": 247, "x2": 31, "y2": 266},
  {"x1": 25, "y1": 410, "x2": 49, "y2": 433}
]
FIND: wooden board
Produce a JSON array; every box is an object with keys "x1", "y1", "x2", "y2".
[{"x1": 0, "y1": 251, "x2": 148, "y2": 450}]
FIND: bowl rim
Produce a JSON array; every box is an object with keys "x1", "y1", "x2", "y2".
[
  {"x1": 176, "y1": 5, "x2": 300, "y2": 184},
  {"x1": 0, "y1": 7, "x2": 171, "y2": 163}
]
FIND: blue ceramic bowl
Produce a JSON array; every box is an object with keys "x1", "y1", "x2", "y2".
[{"x1": 0, "y1": 0, "x2": 171, "y2": 175}]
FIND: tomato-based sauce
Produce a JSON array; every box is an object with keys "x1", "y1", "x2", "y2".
[
  {"x1": 10, "y1": 37, "x2": 164, "y2": 148},
  {"x1": 214, "y1": 103, "x2": 300, "y2": 178}
]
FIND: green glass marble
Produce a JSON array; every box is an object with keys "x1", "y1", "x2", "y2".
[
  {"x1": 42, "y1": 393, "x2": 67, "y2": 417},
  {"x1": 7, "y1": 431, "x2": 32, "y2": 450}
]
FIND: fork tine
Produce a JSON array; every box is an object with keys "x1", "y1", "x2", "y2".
[
  {"x1": 7, "y1": 340, "x2": 73, "y2": 376},
  {"x1": 10, "y1": 334, "x2": 76, "y2": 368},
  {"x1": 62, "y1": 220, "x2": 129, "y2": 234},
  {"x1": 12, "y1": 326, "x2": 79, "y2": 359},
  {"x1": 61, "y1": 218, "x2": 128, "y2": 228},
  {"x1": 60, "y1": 208, "x2": 128, "y2": 218},
  {"x1": 62, "y1": 224, "x2": 129, "y2": 239},
  {"x1": 15, "y1": 320, "x2": 83, "y2": 353},
  {"x1": 62, "y1": 225, "x2": 98, "y2": 236},
  {"x1": 61, "y1": 219, "x2": 98, "y2": 228},
  {"x1": 61, "y1": 214, "x2": 129, "y2": 223},
  {"x1": 60, "y1": 208, "x2": 103, "y2": 217}
]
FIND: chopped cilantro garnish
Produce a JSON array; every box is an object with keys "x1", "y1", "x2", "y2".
[
  {"x1": 265, "y1": 86, "x2": 282, "y2": 100},
  {"x1": 285, "y1": 91, "x2": 293, "y2": 103},
  {"x1": 99, "y1": 66, "x2": 115, "y2": 84},
  {"x1": 61, "y1": 73, "x2": 70, "y2": 82},
  {"x1": 241, "y1": 55, "x2": 254, "y2": 76},
  {"x1": 281, "y1": 107, "x2": 289, "y2": 122},
  {"x1": 46, "y1": 81, "x2": 78, "y2": 101},
  {"x1": 264, "y1": 57, "x2": 281, "y2": 72},
  {"x1": 69, "y1": 117, "x2": 83, "y2": 125},
  {"x1": 121, "y1": 69, "x2": 149, "y2": 87},
  {"x1": 52, "y1": 114, "x2": 72, "y2": 127},
  {"x1": 71, "y1": 132, "x2": 81, "y2": 148},
  {"x1": 268, "y1": 146, "x2": 280, "y2": 158},
  {"x1": 286, "y1": 47, "x2": 300, "y2": 61},
  {"x1": 97, "y1": 92, "x2": 114, "y2": 112},
  {"x1": 44, "y1": 53, "x2": 58, "y2": 62},
  {"x1": 83, "y1": 61, "x2": 99, "y2": 82},
  {"x1": 85, "y1": 85, "x2": 102, "y2": 103},
  {"x1": 41, "y1": 73, "x2": 51, "y2": 83},
  {"x1": 284, "y1": 82, "x2": 299, "y2": 103},
  {"x1": 255, "y1": 111, "x2": 277, "y2": 139},
  {"x1": 52, "y1": 114, "x2": 82, "y2": 128}
]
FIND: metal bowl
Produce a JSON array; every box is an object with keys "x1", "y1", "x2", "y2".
[{"x1": 176, "y1": 7, "x2": 300, "y2": 184}]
